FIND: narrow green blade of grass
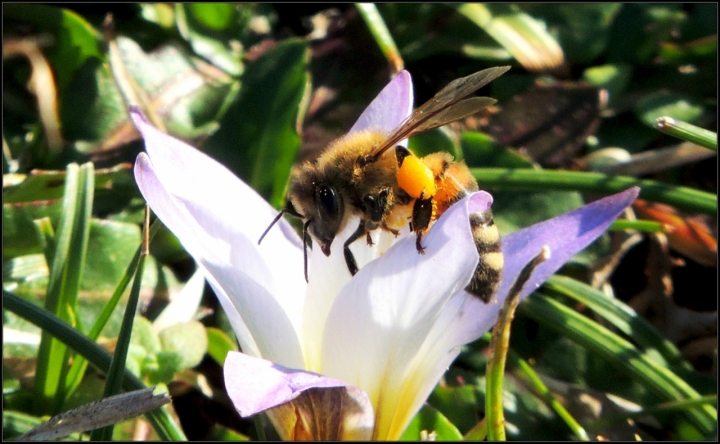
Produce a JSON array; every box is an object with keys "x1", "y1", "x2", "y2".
[
  {"x1": 92, "y1": 208, "x2": 152, "y2": 440},
  {"x1": 34, "y1": 162, "x2": 94, "y2": 414},
  {"x1": 609, "y1": 219, "x2": 664, "y2": 232},
  {"x1": 64, "y1": 221, "x2": 160, "y2": 398},
  {"x1": 355, "y1": 3, "x2": 404, "y2": 74},
  {"x1": 519, "y1": 293, "x2": 717, "y2": 436},
  {"x1": 544, "y1": 275, "x2": 693, "y2": 373},
  {"x1": 472, "y1": 168, "x2": 717, "y2": 215},
  {"x1": 3, "y1": 290, "x2": 186, "y2": 441},
  {"x1": 91, "y1": 253, "x2": 147, "y2": 440},
  {"x1": 34, "y1": 164, "x2": 79, "y2": 412},
  {"x1": 655, "y1": 117, "x2": 717, "y2": 151},
  {"x1": 588, "y1": 395, "x2": 718, "y2": 430},
  {"x1": 511, "y1": 354, "x2": 589, "y2": 441}
]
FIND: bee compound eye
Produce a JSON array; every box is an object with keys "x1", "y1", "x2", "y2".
[{"x1": 316, "y1": 184, "x2": 340, "y2": 219}]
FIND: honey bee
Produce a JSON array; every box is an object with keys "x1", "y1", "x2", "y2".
[{"x1": 260, "y1": 66, "x2": 509, "y2": 303}]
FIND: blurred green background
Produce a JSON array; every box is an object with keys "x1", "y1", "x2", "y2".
[{"x1": 3, "y1": 3, "x2": 717, "y2": 441}]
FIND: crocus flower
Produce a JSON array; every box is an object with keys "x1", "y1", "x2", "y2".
[{"x1": 132, "y1": 69, "x2": 639, "y2": 440}]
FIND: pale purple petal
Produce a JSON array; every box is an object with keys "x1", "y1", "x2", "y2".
[
  {"x1": 320, "y1": 192, "x2": 492, "y2": 437},
  {"x1": 497, "y1": 186, "x2": 640, "y2": 307},
  {"x1": 349, "y1": 70, "x2": 413, "y2": 140},
  {"x1": 132, "y1": 108, "x2": 306, "y2": 368},
  {"x1": 224, "y1": 352, "x2": 374, "y2": 440}
]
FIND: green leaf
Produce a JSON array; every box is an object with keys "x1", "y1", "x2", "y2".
[
  {"x1": 207, "y1": 327, "x2": 238, "y2": 366},
  {"x1": 3, "y1": 163, "x2": 136, "y2": 206},
  {"x1": 356, "y1": 3, "x2": 404, "y2": 73},
  {"x1": 3, "y1": 201, "x2": 61, "y2": 259},
  {"x1": 654, "y1": 117, "x2": 717, "y2": 151},
  {"x1": 93, "y1": 246, "x2": 147, "y2": 440},
  {"x1": 471, "y1": 168, "x2": 716, "y2": 216},
  {"x1": 158, "y1": 321, "x2": 208, "y2": 370},
  {"x1": 3, "y1": 4, "x2": 103, "y2": 95},
  {"x1": 520, "y1": 293, "x2": 717, "y2": 436},
  {"x1": 635, "y1": 92, "x2": 705, "y2": 127},
  {"x1": 79, "y1": 220, "x2": 141, "y2": 295},
  {"x1": 205, "y1": 38, "x2": 310, "y2": 207},
  {"x1": 461, "y1": 131, "x2": 535, "y2": 169},
  {"x1": 400, "y1": 403, "x2": 463, "y2": 441},
  {"x1": 131, "y1": 316, "x2": 162, "y2": 357},
  {"x1": 582, "y1": 64, "x2": 633, "y2": 109},
  {"x1": 151, "y1": 351, "x2": 185, "y2": 385},
  {"x1": 607, "y1": 4, "x2": 686, "y2": 64},
  {"x1": 188, "y1": 3, "x2": 238, "y2": 31},
  {"x1": 544, "y1": 276, "x2": 695, "y2": 374},
  {"x1": 175, "y1": 4, "x2": 243, "y2": 76},
  {"x1": 519, "y1": 4, "x2": 622, "y2": 64},
  {"x1": 428, "y1": 385, "x2": 479, "y2": 433},
  {"x1": 4, "y1": 291, "x2": 186, "y2": 440},
  {"x1": 34, "y1": 162, "x2": 93, "y2": 414},
  {"x1": 456, "y1": 3, "x2": 565, "y2": 72},
  {"x1": 409, "y1": 128, "x2": 458, "y2": 159}
]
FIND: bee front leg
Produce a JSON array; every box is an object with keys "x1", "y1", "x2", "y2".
[
  {"x1": 343, "y1": 221, "x2": 367, "y2": 276},
  {"x1": 411, "y1": 193, "x2": 434, "y2": 254}
]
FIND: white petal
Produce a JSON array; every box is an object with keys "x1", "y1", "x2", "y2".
[
  {"x1": 384, "y1": 291, "x2": 495, "y2": 439},
  {"x1": 301, "y1": 218, "x2": 406, "y2": 371},
  {"x1": 320, "y1": 193, "x2": 492, "y2": 437},
  {"x1": 131, "y1": 110, "x2": 306, "y2": 302},
  {"x1": 135, "y1": 151, "x2": 304, "y2": 368}
]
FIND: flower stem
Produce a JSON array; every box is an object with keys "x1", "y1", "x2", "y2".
[
  {"x1": 486, "y1": 246, "x2": 551, "y2": 441},
  {"x1": 472, "y1": 168, "x2": 716, "y2": 216}
]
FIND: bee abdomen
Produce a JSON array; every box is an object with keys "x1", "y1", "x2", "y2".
[{"x1": 465, "y1": 210, "x2": 503, "y2": 303}]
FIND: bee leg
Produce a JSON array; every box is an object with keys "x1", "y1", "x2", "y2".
[
  {"x1": 343, "y1": 221, "x2": 367, "y2": 276},
  {"x1": 362, "y1": 188, "x2": 391, "y2": 248},
  {"x1": 381, "y1": 223, "x2": 400, "y2": 237},
  {"x1": 411, "y1": 193, "x2": 434, "y2": 254},
  {"x1": 365, "y1": 232, "x2": 374, "y2": 246},
  {"x1": 363, "y1": 188, "x2": 390, "y2": 224},
  {"x1": 415, "y1": 232, "x2": 425, "y2": 254}
]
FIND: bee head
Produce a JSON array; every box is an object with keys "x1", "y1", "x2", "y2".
[
  {"x1": 310, "y1": 183, "x2": 344, "y2": 256},
  {"x1": 289, "y1": 166, "x2": 345, "y2": 257}
]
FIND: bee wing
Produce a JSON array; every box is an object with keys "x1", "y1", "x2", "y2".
[
  {"x1": 409, "y1": 96, "x2": 497, "y2": 133},
  {"x1": 368, "y1": 66, "x2": 510, "y2": 159}
]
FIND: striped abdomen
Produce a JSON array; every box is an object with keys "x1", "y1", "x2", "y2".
[{"x1": 465, "y1": 209, "x2": 503, "y2": 303}]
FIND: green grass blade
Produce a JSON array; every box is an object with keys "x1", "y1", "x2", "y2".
[
  {"x1": 519, "y1": 293, "x2": 717, "y2": 436},
  {"x1": 655, "y1": 117, "x2": 717, "y2": 151},
  {"x1": 512, "y1": 355, "x2": 590, "y2": 441},
  {"x1": 34, "y1": 163, "x2": 82, "y2": 413},
  {"x1": 588, "y1": 395, "x2": 718, "y2": 430},
  {"x1": 472, "y1": 168, "x2": 716, "y2": 215},
  {"x1": 54, "y1": 163, "x2": 94, "y2": 409},
  {"x1": 609, "y1": 219, "x2": 664, "y2": 232},
  {"x1": 64, "y1": 221, "x2": 160, "y2": 398},
  {"x1": 356, "y1": 3, "x2": 404, "y2": 73},
  {"x1": 3, "y1": 291, "x2": 187, "y2": 441},
  {"x1": 92, "y1": 253, "x2": 147, "y2": 440},
  {"x1": 544, "y1": 275, "x2": 693, "y2": 373}
]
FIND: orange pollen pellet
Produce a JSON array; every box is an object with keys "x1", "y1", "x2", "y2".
[{"x1": 397, "y1": 155, "x2": 436, "y2": 199}]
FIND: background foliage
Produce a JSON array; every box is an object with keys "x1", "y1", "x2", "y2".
[{"x1": 3, "y1": 3, "x2": 716, "y2": 440}]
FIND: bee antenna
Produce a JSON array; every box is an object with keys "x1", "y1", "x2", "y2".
[
  {"x1": 302, "y1": 219, "x2": 312, "y2": 283},
  {"x1": 258, "y1": 210, "x2": 286, "y2": 245}
]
